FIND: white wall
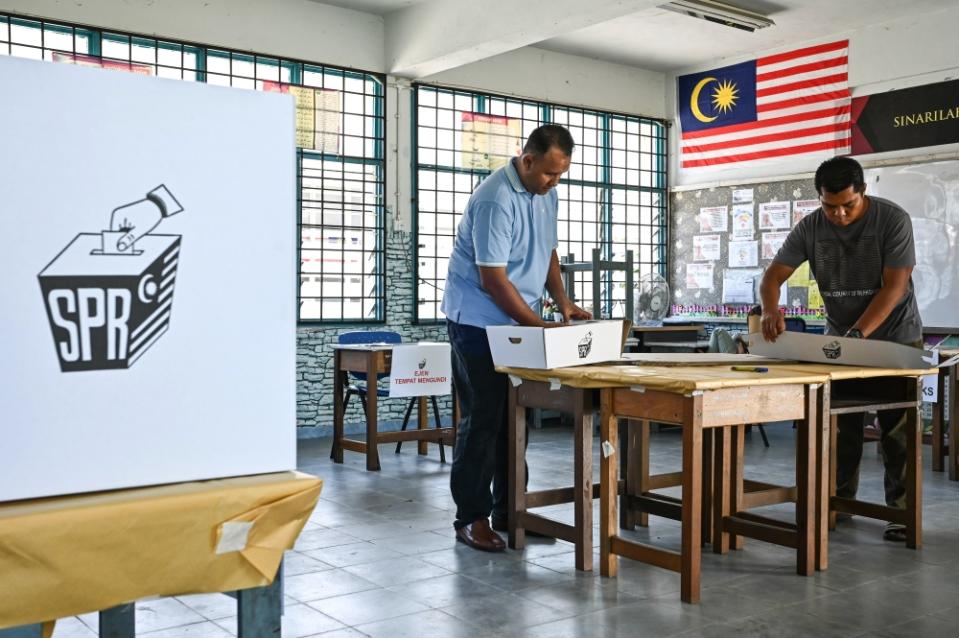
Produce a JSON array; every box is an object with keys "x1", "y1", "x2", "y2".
[
  {"x1": 0, "y1": 0, "x2": 386, "y2": 72},
  {"x1": 669, "y1": 5, "x2": 959, "y2": 188}
]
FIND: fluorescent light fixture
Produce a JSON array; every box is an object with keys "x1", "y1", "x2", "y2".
[{"x1": 662, "y1": 0, "x2": 775, "y2": 32}]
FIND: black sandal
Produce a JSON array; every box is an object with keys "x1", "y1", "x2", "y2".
[{"x1": 883, "y1": 523, "x2": 907, "y2": 542}]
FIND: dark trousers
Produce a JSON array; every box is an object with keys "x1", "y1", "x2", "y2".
[
  {"x1": 448, "y1": 320, "x2": 525, "y2": 528},
  {"x1": 836, "y1": 408, "x2": 908, "y2": 509}
]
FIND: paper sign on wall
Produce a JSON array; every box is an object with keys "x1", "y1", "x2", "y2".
[
  {"x1": 728, "y1": 240, "x2": 758, "y2": 268},
  {"x1": 389, "y1": 343, "x2": 452, "y2": 398},
  {"x1": 699, "y1": 206, "x2": 728, "y2": 233},
  {"x1": 693, "y1": 235, "x2": 721, "y2": 261},
  {"x1": 731, "y1": 204, "x2": 755, "y2": 240},
  {"x1": 759, "y1": 202, "x2": 791, "y2": 230}
]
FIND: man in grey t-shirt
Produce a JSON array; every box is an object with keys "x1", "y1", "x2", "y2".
[{"x1": 759, "y1": 156, "x2": 922, "y2": 542}]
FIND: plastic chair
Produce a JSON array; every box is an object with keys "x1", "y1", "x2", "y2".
[
  {"x1": 784, "y1": 317, "x2": 807, "y2": 333},
  {"x1": 333, "y1": 331, "x2": 446, "y2": 463}
]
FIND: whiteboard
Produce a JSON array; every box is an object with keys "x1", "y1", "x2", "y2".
[
  {"x1": 0, "y1": 55, "x2": 297, "y2": 500},
  {"x1": 865, "y1": 160, "x2": 959, "y2": 330}
]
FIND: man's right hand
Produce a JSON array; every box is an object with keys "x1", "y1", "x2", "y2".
[{"x1": 761, "y1": 309, "x2": 786, "y2": 342}]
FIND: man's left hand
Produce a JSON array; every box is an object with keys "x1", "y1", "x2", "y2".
[{"x1": 557, "y1": 299, "x2": 592, "y2": 323}]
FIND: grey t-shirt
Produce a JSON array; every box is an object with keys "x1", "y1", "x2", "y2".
[{"x1": 774, "y1": 196, "x2": 922, "y2": 344}]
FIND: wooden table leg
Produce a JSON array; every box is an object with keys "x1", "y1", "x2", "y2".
[
  {"x1": 949, "y1": 365, "x2": 958, "y2": 481},
  {"x1": 332, "y1": 350, "x2": 344, "y2": 464},
  {"x1": 932, "y1": 372, "x2": 945, "y2": 472},
  {"x1": 100, "y1": 603, "x2": 135, "y2": 637},
  {"x1": 712, "y1": 425, "x2": 731, "y2": 554},
  {"x1": 702, "y1": 428, "x2": 713, "y2": 547},
  {"x1": 621, "y1": 419, "x2": 637, "y2": 530},
  {"x1": 906, "y1": 383, "x2": 923, "y2": 549},
  {"x1": 508, "y1": 386, "x2": 526, "y2": 550},
  {"x1": 636, "y1": 420, "x2": 650, "y2": 527},
  {"x1": 417, "y1": 397, "x2": 428, "y2": 455},
  {"x1": 600, "y1": 388, "x2": 618, "y2": 577},
  {"x1": 730, "y1": 424, "x2": 745, "y2": 550},
  {"x1": 796, "y1": 384, "x2": 817, "y2": 576},
  {"x1": 815, "y1": 381, "x2": 830, "y2": 571},
  {"x1": 365, "y1": 354, "x2": 380, "y2": 471},
  {"x1": 681, "y1": 394, "x2": 703, "y2": 604},
  {"x1": 574, "y1": 390, "x2": 594, "y2": 571},
  {"x1": 828, "y1": 414, "x2": 838, "y2": 530}
]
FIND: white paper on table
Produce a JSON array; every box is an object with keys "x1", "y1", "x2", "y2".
[
  {"x1": 728, "y1": 240, "x2": 758, "y2": 268},
  {"x1": 699, "y1": 206, "x2": 729, "y2": 233},
  {"x1": 731, "y1": 204, "x2": 755, "y2": 240},
  {"x1": 693, "y1": 234, "x2": 722, "y2": 261},
  {"x1": 686, "y1": 263, "x2": 715, "y2": 290},
  {"x1": 759, "y1": 201, "x2": 791, "y2": 230}
]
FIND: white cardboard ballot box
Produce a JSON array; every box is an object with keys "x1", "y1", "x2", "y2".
[
  {"x1": 487, "y1": 320, "x2": 625, "y2": 370},
  {"x1": 747, "y1": 331, "x2": 933, "y2": 369}
]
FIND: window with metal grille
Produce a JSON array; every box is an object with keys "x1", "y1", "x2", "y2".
[
  {"x1": 0, "y1": 12, "x2": 386, "y2": 323},
  {"x1": 413, "y1": 84, "x2": 667, "y2": 322}
]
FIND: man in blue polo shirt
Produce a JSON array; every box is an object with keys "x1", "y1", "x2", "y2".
[{"x1": 443, "y1": 124, "x2": 590, "y2": 552}]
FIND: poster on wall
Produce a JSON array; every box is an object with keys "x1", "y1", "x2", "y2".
[
  {"x1": 731, "y1": 204, "x2": 755, "y2": 240},
  {"x1": 759, "y1": 202, "x2": 791, "y2": 229},
  {"x1": 721, "y1": 268, "x2": 761, "y2": 304},
  {"x1": 762, "y1": 231, "x2": 790, "y2": 260},
  {"x1": 728, "y1": 240, "x2": 758, "y2": 268},
  {"x1": 461, "y1": 112, "x2": 523, "y2": 170},
  {"x1": 698, "y1": 206, "x2": 728, "y2": 233},
  {"x1": 263, "y1": 81, "x2": 341, "y2": 153},
  {"x1": 792, "y1": 200, "x2": 819, "y2": 226},
  {"x1": 693, "y1": 234, "x2": 721, "y2": 261},
  {"x1": 851, "y1": 79, "x2": 959, "y2": 155},
  {"x1": 0, "y1": 56, "x2": 297, "y2": 501},
  {"x1": 686, "y1": 263, "x2": 715, "y2": 290},
  {"x1": 732, "y1": 188, "x2": 754, "y2": 204}
]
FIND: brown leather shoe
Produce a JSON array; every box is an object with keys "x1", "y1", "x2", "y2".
[{"x1": 455, "y1": 518, "x2": 505, "y2": 552}]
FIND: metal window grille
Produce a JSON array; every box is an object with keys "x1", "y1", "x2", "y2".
[
  {"x1": 413, "y1": 84, "x2": 667, "y2": 322},
  {"x1": 0, "y1": 12, "x2": 386, "y2": 323}
]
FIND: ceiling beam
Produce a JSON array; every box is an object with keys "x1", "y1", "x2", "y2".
[{"x1": 385, "y1": 0, "x2": 661, "y2": 78}]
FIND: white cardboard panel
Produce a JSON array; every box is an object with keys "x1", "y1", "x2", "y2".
[
  {"x1": 487, "y1": 320, "x2": 624, "y2": 369},
  {"x1": 747, "y1": 331, "x2": 932, "y2": 369},
  {"x1": 0, "y1": 56, "x2": 297, "y2": 501}
]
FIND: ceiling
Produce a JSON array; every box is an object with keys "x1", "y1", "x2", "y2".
[{"x1": 314, "y1": 0, "x2": 959, "y2": 73}]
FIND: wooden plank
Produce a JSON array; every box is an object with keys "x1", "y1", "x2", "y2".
[
  {"x1": 648, "y1": 471, "x2": 684, "y2": 490},
  {"x1": 508, "y1": 386, "x2": 526, "y2": 550},
  {"x1": 520, "y1": 513, "x2": 575, "y2": 543},
  {"x1": 365, "y1": 353, "x2": 380, "y2": 471},
  {"x1": 949, "y1": 364, "x2": 959, "y2": 481},
  {"x1": 830, "y1": 400, "x2": 919, "y2": 415},
  {"x1": 613, "y1": 389, "x2": 685, "y2": 425},
  {"x1": 627, "y1": 494, "x2": 682, "y2": 520},
  {"x1": 600, "y1": 388, "x2": 618, "y2": 577},
  {"x1": 701, "y1": 384, "x2": 806, "y2": 427},
  {"x1": 828, "y1": 414, "x2": 839, "y2": 531},
  {"x1": 702, "y1": 429, "x2": 713, "y2": 547},
  {"x1": 339, "y1": 438, "x2": 367, "y2": 454},
  {"x1": 742, "y1": 486, "x2": 796, "y2": 509},
  {"x1": 375, "y1": 429, "x2": 455, "y2": 444},
  {"x1": 609, "y1": 536, "x2": 682, "y2": 572},
  {"x1": 635, "y1": 420, "x2": 650, "y2": 527},
  {"x1": 906, "y1": 380, "x2": 923, "y2": 549},
  {"x1": 724, "y1": 516, "x2": 798, "y2": 549},
  {"x1": 574, "y1": 395, "x2": 594, "y2": 571},
  {"x1": 815, "y1": 380, "x2": 831, "y2": 571},
  {"x1": 732, "y1": 511, "x2": 796, "y2": 530},
  {"x1": 932, "y1": 371, "x2": 945, "y2": 472},
  {"x1": 830, "y1": 496, "x2": 910, "y2": 525},
  {"x1": 681, "y1": 394, "x2": 703, "y2": 604},
  {"x1": 796, "y1": 384, "x2": 818, "y2": 575},
  {"x1": 338, "y1": 348, "x2": 389, "y2": 373},
  {"x1": 713, "y1": 426, "x2": 731, "y2": 554},
  {"x1": 730, "y1": 425, "x2": 745, "y2": 550},
  {"x1": 417, "y1": 397, "x2": 428, "y2": 455},
  {"x1": 332, "y1": 350, "x2": 345, "y2": 464}
]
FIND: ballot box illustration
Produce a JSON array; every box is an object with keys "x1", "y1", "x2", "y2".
[{"x1": 37, "y1": 185, "x2": 184, "y2": 372}]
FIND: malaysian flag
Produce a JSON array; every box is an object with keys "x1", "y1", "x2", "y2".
[{"x1": 678, "y1": 40, "x2": 850, "y2": 169}]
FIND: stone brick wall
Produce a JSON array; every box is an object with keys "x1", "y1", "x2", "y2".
[{"x1": 296, "y1": 221, "x2": 452, "y2": 436}]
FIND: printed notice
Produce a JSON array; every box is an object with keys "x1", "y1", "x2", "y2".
[
  {"x1": 732, "y1": 188, "x2": 754, "y2": 204},
  {"x1": 728, "y1": 240, "x2": 758, "y2": 268},
  {"x1": 759, "y1": 201, "x2": 791, "y2": 230},
  {"x1": 762, "y1": 231, "x2": 790, "y2": 260},
  {"x1": 721, "y1": 268, "x2": 761, "y2": 304},
  {"x1": 693, "y1": 234, "x2": 721, "y2": 261},
  {"x1": 792, "y1": 199, "x2": 819, "y2": 226},
  {"x1": 686, "y1": 263, "x2": 715, "y2": 290},
  {"x1": 461, "y1": 112, "x2": 524, "y2": 170},
  {"x1": 699, "y1": 206, "x2": 729, "y2": 233},
  {"x1": 731, "y1": 204, "x2": 755, "y2": 240}
]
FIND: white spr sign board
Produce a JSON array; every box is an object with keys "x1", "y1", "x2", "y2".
[
  {"x1": 0, "y1": 55, "x2": 297, "y2": 501},
  {"x1": 389, "y1": 343, "x2": 452, "y2": 398}
]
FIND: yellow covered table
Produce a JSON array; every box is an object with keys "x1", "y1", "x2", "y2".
[{"x1": 0, "y1": 471, "x2": 322, "y2": 631}]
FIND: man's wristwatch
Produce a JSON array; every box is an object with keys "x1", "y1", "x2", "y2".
[{"x1": 845, "y1": 328, "x2": 864, "y2": 339}]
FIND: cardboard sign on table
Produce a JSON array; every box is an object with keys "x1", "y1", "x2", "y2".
[{"x1": 388, "y1": 342, "x2": 452, "y2": 397}]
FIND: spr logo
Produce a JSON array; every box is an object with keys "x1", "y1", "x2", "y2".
[
  {"x1": 37, "y1": 185, "x2": 184, "y2": 372},
  {"x1": 822, "y1": 341, "x2": 842, "y2": 360},
  {"x1": 578, "y1": 331, "x2": 593, "y2": 359},
  {"x1": 418, "y1": 358, "x2": 427, "y2": 370}
]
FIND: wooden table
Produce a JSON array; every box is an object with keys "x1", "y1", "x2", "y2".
[
  {"x1": 499, "y1": 364, "x2": 827, "y2": 603},
  {"x1": 931, "y1": 348, "x2": 959, "y2": 479},
  {"x1": 331, "y1": 344, "x2": 457, "y2": 471},
  {"x1": 769, "y1": 364, "x2": 933, "y2": 566}
]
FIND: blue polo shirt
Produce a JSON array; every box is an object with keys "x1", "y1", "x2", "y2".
[{"x1": 441, "y1": 158, "x2": 559, "y2": 328}]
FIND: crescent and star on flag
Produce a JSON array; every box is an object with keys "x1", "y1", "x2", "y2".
[{"x1": 690, "y1": 77, "x2": 740, "y2": 122}]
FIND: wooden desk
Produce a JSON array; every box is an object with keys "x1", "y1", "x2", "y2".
[
  {"x1": 0, "y1": 473, "x2": 321, "y2": 634},
  {"x1": 931, "y1": 348, "x2": 959, "y2": 479},
  {"x1": 771, "y1": 364, "x2": 932, "y2": 566},
  {"x1": 331, "y1": 344, "x2": 457, "y2": 471},
  {"x1": 499, "y1": 364, "x2": 827, "y2": 604}
]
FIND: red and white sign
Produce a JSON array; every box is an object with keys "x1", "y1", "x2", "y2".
[{"x1": 389, "y1": 343, "x2": 452, "y2": 398}]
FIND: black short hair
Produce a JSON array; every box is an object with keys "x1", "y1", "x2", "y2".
[
  {"x1": 814, "y1": 156, "x2": 865, "y2": 195},
  {"x1": 523, "y1": 124, "x2": 575, "y2": 157}
]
